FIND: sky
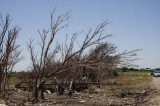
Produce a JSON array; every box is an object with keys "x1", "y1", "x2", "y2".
[{"x1": 0, "y1": 0, "x2": 160, "y2": 70}]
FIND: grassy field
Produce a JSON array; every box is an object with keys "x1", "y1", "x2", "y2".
[
  {"x1": 122, "y1": 71, "x2": 150, "y2": 76},
  {"x1": 9, "y1": 71, "x2": 152, "y2": 88},
  {"x1": 9, "y1": 73, "x2": 21, "y2": 88},
  {"x1": 116, "y1": 71, "x2": 152, "y2": 90}
]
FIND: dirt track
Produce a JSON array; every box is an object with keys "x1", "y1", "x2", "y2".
[
  {"x1": 144, "y1": 77, "x2": 160, "y2": 106},
  {"x1": 152, "y1": 77, "x2": 160, "y2": 90}
]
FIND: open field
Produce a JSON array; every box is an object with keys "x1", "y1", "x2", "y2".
[
  {"x1": 118, "y1": 71, "x2": 152, "y2": 89},
  {"x1": 9, "y1": 74, "x2": 20, "y2": 88}
]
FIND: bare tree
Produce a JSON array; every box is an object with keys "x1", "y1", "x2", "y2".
[
  {"x1": 0, "y1": 14, "x2": 21, "y2": 97},
  {"x1": 27, "y1": 11, "x2": 140, "y2": 102},
  {"x1": 27, "y1": 11, "x2": 70, "y2": 101},
  {"x1": 27, "y1": 10, "x2": 112, "y2": 101}
]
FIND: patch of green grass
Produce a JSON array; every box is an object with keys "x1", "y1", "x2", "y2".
[
  {"x1": 104, "y1": 71, "x2": 152, "y2": 93},
  {"x1": 122, "y1": 71, "x2": 149, "y2": 77},
  {"x1": 9, "y1": 74, "x2": 21, "y2": 88},
  {"x1": 118, "y1": 71, "x2": 152, "y2": 90}
]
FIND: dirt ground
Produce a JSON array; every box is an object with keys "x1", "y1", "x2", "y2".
[
  {"x1": 0, "y1": 87, "x2": 149, "y2": 106},
  {"x1": 0, "y1": 81, "x2": 151, "y2": 105},
  {"x1": 142, "y1": 77, "x2": 160, "y2": 106},
  {"x1": 0, "y1": 74, "x2": 156, "y2": 106}
]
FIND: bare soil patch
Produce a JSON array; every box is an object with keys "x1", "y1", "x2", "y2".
[{"x1": 141, "y1": 77, "x2": 160, "y2": 106}]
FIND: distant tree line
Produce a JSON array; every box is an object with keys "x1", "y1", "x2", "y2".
[{"x1": 121, "y1": 67, "x2": 154, "y2": 72}]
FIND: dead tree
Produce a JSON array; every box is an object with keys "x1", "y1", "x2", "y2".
[
  {"x1": 27, "y1": 10, "x2": 112, "y2": 101},
  {"x1": 27, "y1": 10, "x2": 141, "y2": 101},
  {"x1": 27, "y1": 10, "x2": 70, "y2": 101},
  {"x1": 0, "y1": 14, "x2": 21, "y2": 97}
]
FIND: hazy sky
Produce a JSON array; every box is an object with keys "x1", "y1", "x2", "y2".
[{"x1": 0, "y1": 0, "x2": 160, "y2": 70}]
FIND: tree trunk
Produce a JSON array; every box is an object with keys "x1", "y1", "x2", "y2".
[
  {"x1": 33, "y1": 79, "x2": 45, "y2": 102},
  {"x1": 2, "y1": 71, "x2": 7, "y2": 98},
  {"x1": 0, "y1": 85, "x2": 1, "y2": 93},
  {"x1": 40, "y1": 83, "x2": 44, "y2": 99},
  {"x1": 33, "y1": 87, "x2": 39, "y2": 102}
]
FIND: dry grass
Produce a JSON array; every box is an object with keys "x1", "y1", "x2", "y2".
[
  {"x1": 9, "y1": 74, "x2": 21, "y2": 88},
  {"x1": 101, "y1": 71, "x2": 152, "y2": 97},
  {"x1": 120, "y1": 71, "x2": 152, "y2": 88}
]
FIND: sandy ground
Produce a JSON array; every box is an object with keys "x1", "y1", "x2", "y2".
[
  {"x1": 152, "y1": 77, "x2": 160, "y2": 90},
  {"x1": 143, "y1": 77, "x2": 160, "y2": 106}
]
